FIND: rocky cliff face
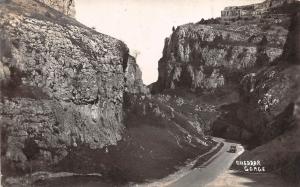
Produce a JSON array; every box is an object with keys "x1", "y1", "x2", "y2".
[
  {"x1": 0, "y1": 0, "x2": 209, "y2": 183},
  {"x1": 155, "y1": 17, "x2": 288, "y2": 92},
  {"x1": 221, "y1": 0, "x2": 296, "y2": 20},
  {"x1": 153, "y1": 0, "x2": 300, "y2": 142},
  {"x1": 125, "y1": 55, "x2": 149, "y2": 95},
  {"x1": 0, "y1": 0, "x2": 131, "y2": 175},
  {"x1": 37, "y1": 0, "x2": 76, "y2": 17},
  {"x1": 234, "y1": 11, "x2": 300, "y2": 184},
  {"x1": 153, "y1": 0, "x2": 300, "y2": 182}
]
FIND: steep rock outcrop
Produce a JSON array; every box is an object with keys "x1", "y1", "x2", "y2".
[
  {"x1": 233, "y1": 11, "x2": 300, "y2": 185},
  {"x1": 37, "y1": 0, "x2": 76, "y2": 17},
  {"x1": 153, "y1": 0, "x2": 300, "y2": 143},
  {"x1": 221, "y1": 0, "x2": 296, "y2": 20},
  {"x1": 0, "y1": 0, "x2": 210, "y2": 184},
  {"x1": 153, "y1": 1, "x2": 300, "y2": 182},
  {"x1": 222, "y1": 9, "x2": 300, "y2": 144},
  {"x1": 124, "y1": 55, "x2": 149, "y2": 95},
  {"x1": 0, "y1": 0, "x2": 128, "y2": 174},
  {"x1": 155, "y1": 17, "x2": 289, "y2": 92}
]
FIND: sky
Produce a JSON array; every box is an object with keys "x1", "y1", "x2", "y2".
[{"x1": 76, "y1": 0, "x2": 263, "y2": 85}]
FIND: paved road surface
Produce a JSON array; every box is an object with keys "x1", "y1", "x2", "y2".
[
  {"x1": 167, "y1": 140, "x2": 243, "y2": 187},
  {"x1": 206, "y1": 170, "x2": 295, "y2": 187}
]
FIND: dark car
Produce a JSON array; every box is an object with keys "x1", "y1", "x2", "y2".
[{"x1": 228, "y1": 145, "x2": 237, "y2": 153}]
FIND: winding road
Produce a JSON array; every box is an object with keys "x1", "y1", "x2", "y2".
[
  {"x1": 166, "y1": 139, "x2": 244, "y2": 187},
  {"x1": 137, "y1": 138, "x2": 244, "y2": 187}
]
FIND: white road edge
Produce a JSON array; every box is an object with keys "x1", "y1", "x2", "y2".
[{"x1": 134, "y1": 138, "x2": 244, "y2": 187}]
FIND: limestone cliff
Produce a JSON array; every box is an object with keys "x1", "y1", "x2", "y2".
[
  {"x1": 37, "y1": 0, "x2": 76, "y2": 17},
  {"x1": 155, "y1": 17, "x2": 289, "y2": 92},
  {"x1": 125, "y1": 55, "x2": 149, "y2": 95},
  {"x1": 0, "y1": 0, "x2": 211, "y2": 183},
  {"x1": 234, "y1": 11, "x2": 300, "y2": 184},
  {"x1": 153, "y1": 0, "x2": 300, "y2": 142},
  {"x1": 0, "y1": 0, "x2": 129, "y2": 174},
  {"x1": 221, "y1": 0, "x2": 295, "y2": 20},
  {"x1": 153, "y1": 0, "x2": 300, "y2": 183}
]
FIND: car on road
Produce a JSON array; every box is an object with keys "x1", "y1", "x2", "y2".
[{"x1": 228, "y1": 145, "x2": 237, "y2": 153}]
